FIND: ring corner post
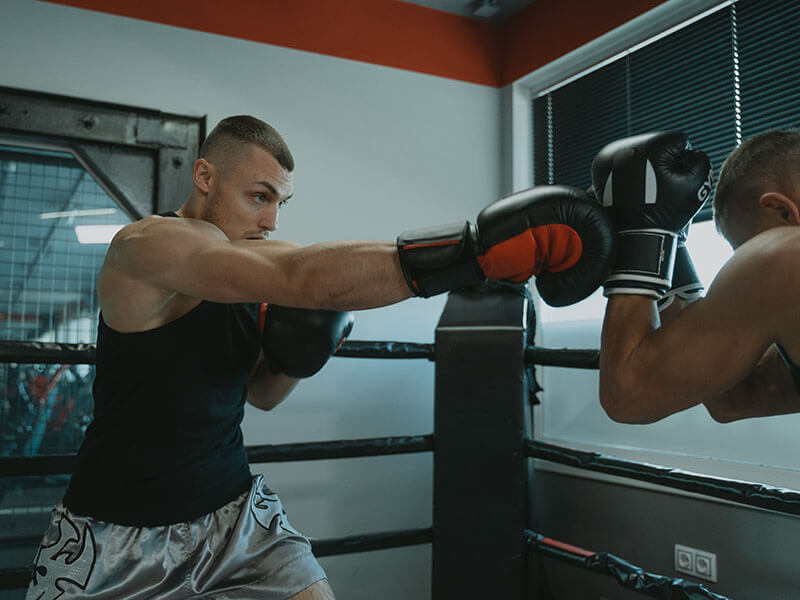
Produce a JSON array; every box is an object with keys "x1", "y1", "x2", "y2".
[{"x1": 432, "y1": 284, "x2": 529, "y2": 600}]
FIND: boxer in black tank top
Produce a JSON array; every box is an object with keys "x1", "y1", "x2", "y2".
[
  {"x1": 25, "y1": 114, "x2": 613, "y2": 600},
  {"x1": 63, "y1": 213, "x2": 258, "y2": 526}
]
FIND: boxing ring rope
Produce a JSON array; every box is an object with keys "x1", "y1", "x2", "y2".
[
  {"x1": 0, "y1": 339, "x2": 436, "y2": 364},
  {"x1": 525, "y1": 533, "x2": 727, "y2": 600},
  {"x1": 2, "y1": 286, "x2": 792, "y2": 598},
  {"x1": 0, "y1": 527, "x2": 436, "y2": 591},
  {"x1": 524, "y1": 346, "x2": 600, "y2": 370},
  {"x1": 0, "y1": 338, "x2": 600, "y2": 369},
  {"x1": 0, "y1": 436, "x2": 434, "y2": 477},
  {"x1": 526, "y1": 440, "x2": 800, "y2": 516},
  {"x1": 0, "y1": 339, "x2": 437, "y2": 592},
  {"x1": 312, "y1": 528, "x2": 434, "y2": 558}
]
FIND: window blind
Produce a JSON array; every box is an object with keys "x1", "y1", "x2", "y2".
[{"x1": 532, "y1": 0, "x2": 800, "y2": 221}]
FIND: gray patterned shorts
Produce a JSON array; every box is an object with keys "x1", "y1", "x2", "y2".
[{"x1": 25, "y1": 475, "x2": 327, "y2": 599}]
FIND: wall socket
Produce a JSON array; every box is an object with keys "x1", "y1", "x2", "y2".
[{"x1": 674, "y1": 544, "x2": 717, "y2": 582}]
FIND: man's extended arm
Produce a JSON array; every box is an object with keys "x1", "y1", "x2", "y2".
[
  {"x1": 107, "y1": 216, "x2": 411, "y2": 311},
  {"x1": 106, "y1": 184, "x2": 614, "y2": 315}
]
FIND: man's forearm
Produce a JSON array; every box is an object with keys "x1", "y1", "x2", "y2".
[
  {"x1": 599, "y1": 295, "x2": 669, "y2": 423},
  {"x1": 291, "y1": 241, "x2": 412, "y2": 310}
]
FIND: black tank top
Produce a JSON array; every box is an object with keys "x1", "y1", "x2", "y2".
[{"x1": 64, "y1": 215, "x2": 259, "y2": 525}]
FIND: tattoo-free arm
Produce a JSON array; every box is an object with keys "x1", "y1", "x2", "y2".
[
  {"x1": 599, "y1": 228, "x2": 800, "y2": 423},
  {"x1": 108, "y1": 215, "x2": 412, "y2": 310}
]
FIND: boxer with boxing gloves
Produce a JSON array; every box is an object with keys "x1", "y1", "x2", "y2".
[
  {"x1": 27, "y1": 115, "x2": 614, "y2": 600},
  {"x1": 595, "y1": 129, "x2": 800, "y2": 425}
]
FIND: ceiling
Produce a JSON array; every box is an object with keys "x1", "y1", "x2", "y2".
[{"x1": 398, "y1": 0, "x2": 536, "y2": 24}]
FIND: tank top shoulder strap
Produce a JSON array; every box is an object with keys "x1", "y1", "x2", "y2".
[{"x1": 776, "y1": 343, "x2": 800, "y2": 394}]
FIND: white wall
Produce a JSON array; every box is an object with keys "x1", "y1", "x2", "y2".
[{"x1": 0, "y1": 1, "x2": 502, "y2": 597}]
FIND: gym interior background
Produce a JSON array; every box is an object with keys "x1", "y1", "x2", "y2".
[{"x1": 1, "y1": 0, "x2": 799, "y2": 598}]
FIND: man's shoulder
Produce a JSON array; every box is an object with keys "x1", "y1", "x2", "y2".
[
  {"x1": 99, "y1": 214, "x2": 211, "y2": 331},
  {"x1": 734, "y1": 227, "x2": 800, "y2": 266},
  {"x1": 720, "y1": 227, "x2": 800, "y2": 294},
  {"x1": 113, "y1": 214, "x2": 222, "y2": 244}
]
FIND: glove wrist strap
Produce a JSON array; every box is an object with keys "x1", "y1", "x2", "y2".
[
  {"x1": 604, "y1": 228, "x2": 677, "y2": 298},
  {"x1": 396, "y1": 221, "x2": 484, "y2": 297},
  {"x1": 657, "y1": 243, "x2": 703, "y2": 311}
]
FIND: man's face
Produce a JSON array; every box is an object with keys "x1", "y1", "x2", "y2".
[{"x1": 203, "y1": 144, "x2": 293, "y2": 240}]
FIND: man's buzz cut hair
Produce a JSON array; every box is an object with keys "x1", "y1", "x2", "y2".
[
  {"x1": 199, "y1": 115, "x2": 294, "y2": 172},
  {"x1": 714, "y1": 129, "x2": 800, "y2": 235}
]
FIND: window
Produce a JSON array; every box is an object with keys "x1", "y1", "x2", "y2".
[
  {"x1": 0, "y1": 144, "x2": 129, "y2": 456},
  {"x1": 523, "y1": 0, "x2": 800, "y2": 488},
  {"x1": 535, "y1": 0, "x2": 800, "y2": 323},
  {"x1": 0, "y1": 88, "x2": 203, "y2": 579}
]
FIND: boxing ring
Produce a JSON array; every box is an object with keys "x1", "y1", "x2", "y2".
[{"x1": 2, "y1": 285, "x2": 800, "y2": 599}]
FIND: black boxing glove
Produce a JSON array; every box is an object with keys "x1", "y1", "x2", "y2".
[
  {"x1": 591, "y1": 131, "x2": 712, "y2": 299},
  {"x1": 396, "y1": 185, "x2": 615, "y2": 306},
  {"x1": 261, "y1": 304, "x2": 354, "y2": 378}
]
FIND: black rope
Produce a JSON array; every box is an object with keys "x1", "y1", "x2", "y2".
[
  {"x1": 0, "y1": 568, "x2": 31, "y2": 592},
  {"x1": 311, "y1": 526, "x2": 433, "y2": 557},
  {"x1": 2, "y1": 339, "x2": 614, "y2": 368},
  {"x1": 335, "y1": 340, "x2": 435, "y2": 360},
  {"x1": 0, "y1": 435, "x2": 434, "y2": 477},
  {"x1": 0, "y1": 527, "x2": 434, "y2": 591},
  {"x1": 526, "y1": 531, "x2": 729, "y2": 600},
  {"x1": 0, "y1": 340, "x2": 96, "y2": 364},
  {"x1": 0, "y1": 339, "x2": 435, "y2": 365},
  {"x1": 246, "y1": 435, "x2": 434, "y2": 463},
  {"x1": 0, "y1": 454, "x2": 76, "y2": 477},
  {"x1": 525, "y1": 345, "x2": 600, "y2": 369},
  {"x1": 527, "y1": 439, "x2": 800, "y2": 516}
]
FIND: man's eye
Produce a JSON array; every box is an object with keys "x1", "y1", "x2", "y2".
[{"x1": 253, "y1": 193, "x2": 266, "y2": 202}]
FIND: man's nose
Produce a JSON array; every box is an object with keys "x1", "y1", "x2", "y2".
[{"x1": 260, "y1": 204, "x2": 279, "y2": 231}]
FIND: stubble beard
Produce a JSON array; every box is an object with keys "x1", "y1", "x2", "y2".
[{"x1": 201, "y1": 190, "x2": 222, "y2": 228}]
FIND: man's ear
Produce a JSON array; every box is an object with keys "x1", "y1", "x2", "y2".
[
  {"x1": 759, "y1": 192, "x2": 800, "y2": 225},
  {"x1": 193, "y1": 158, "x2": 213, "y2": 193}
]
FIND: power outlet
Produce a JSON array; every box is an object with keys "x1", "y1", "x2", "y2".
[{"x1": 674, "y1": 544, "x2": 717, "y2": 583}]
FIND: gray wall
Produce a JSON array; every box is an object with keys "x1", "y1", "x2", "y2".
[
  {"x1": 0, "y1": 1, "x2": 502, "y2": 598},
  {"x1": 531, "y1": 470, "x2": 800, "y2": 600}
]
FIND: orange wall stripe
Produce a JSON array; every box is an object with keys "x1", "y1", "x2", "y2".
[
  {"x1": 40, "y1": 0, "x2": 670, "y2": 88},
  {"x1": 501, "y1": 0, "x2": 667, "y2": 86},
  {"x1": 40, "y1": 0, "x2": 503, "y2": 87}
]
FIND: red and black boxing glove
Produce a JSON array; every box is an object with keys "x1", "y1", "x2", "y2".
[
  {"x1": 396, "y1": 185, "x2": 615, "y2": 306},
  {"x1": 260, "y1": 304, "x2": 354, "y2": 378}
]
